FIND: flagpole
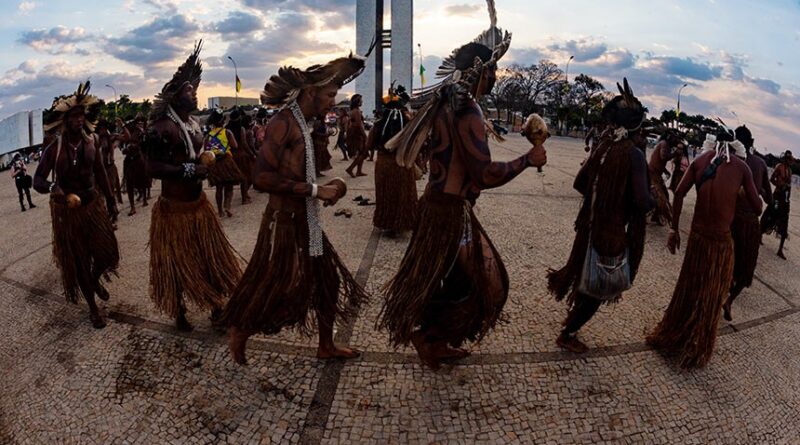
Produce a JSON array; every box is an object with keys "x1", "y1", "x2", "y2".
[
  {"x1": 417, "y1": 43, "x2": 425, "y2": 88},
  {"x1": 227, "y1": 56, "x2": 239, "y2": 106}
]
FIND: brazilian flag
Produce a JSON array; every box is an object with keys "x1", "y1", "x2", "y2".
[
  {"x1": 235, "y1": 75, "x2": 242, "y2": 93},
  {"x1": 419, "y1": 64, "x2": 426, "y2": 87}
]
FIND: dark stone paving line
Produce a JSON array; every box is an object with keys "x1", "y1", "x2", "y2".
[
  {"x1": 298, "y1": 227, "x2": 382, "y2": 445},
  {"x1": 753, "y1": 275, "x2": 797, "y2": 308}
]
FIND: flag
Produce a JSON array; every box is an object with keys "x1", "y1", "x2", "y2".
[
  {"x1": 235, "y1": 75, "x2": 242, "y2": 93},
  {"x1": 419, "y1": 64, "x2": 426, "y2": 87}
]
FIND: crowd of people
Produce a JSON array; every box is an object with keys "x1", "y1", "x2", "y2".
[{"x1": 19, "y1": 0, "x2": 796, "y2": 372}]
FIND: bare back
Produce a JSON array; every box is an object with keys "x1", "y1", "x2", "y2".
[{"x1": 676, "y1": 151, "x2": 762, "y2": 233}]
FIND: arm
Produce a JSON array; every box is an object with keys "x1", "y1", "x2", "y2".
[
  {"x1": 573, "y1": 158, "x2": 591, "y2": 196},
  {"x1": 760, "y1": 166, "x2": 773, "y2": 205},
  {"x1": 457, "y1": 109, "x2": 529, "y2": 190},
  {"x1": 143, "y1": 127, "x2": 194, "y2": 181},
  {"x1": 252, "y1": 114, "x2": 312, "y2": 197},
  {"x1": 92, "y1": 138, "x2": 115, "y2": 205},
  {"x1": 630, "y1": 147, "x2": 655, "y2": 213},
  {"x1": 742, "y1": 166, "x2": 763, "y2": 216},
  {"x1": 226, "y1": 129, "x2": 238, "y2": 151},
  {"x1": 33, "y1": 137, "x2": 57, "y2": 194},
  {"x1": 667, "y1": 160, "x2": 697, "y2": 253}
]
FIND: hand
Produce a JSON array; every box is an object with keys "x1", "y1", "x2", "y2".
[
  {"x1": 584, "y1": 145, "x2": 591, "y2": 153},
  {"x1": 667, "y1": 230, "x2": 680, "y2": 254},
  {"x1": 50, "y1": 185, "x2": 64, "y2": 197},
  {"x1": 317, "y1": 185, "x2": 341, "y2": 205},
  {"x1": 527, "y1": 144, "x2": 547, "y2": 168},
  {"x1": 194, "y1": 163, "x2": 209, "y2": 179}
]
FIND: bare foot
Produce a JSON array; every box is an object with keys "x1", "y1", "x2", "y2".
[
  {"x1": 556, "y1": 332, "x2": 588, "y2": 353},
  {"x1": 722, "y1": 301, "x2": 733, "y2": 322},
  {"x1": 242, "y1": 197, "x2": 253, "y2": 205},
  {"x1": 778, "y1": 251, "x2": 787, "y2": 260},
  {"x1": 345, "y1": 168, "x2": 355, "y2": 179},
  {"x1": 228, "y1": 329, "x2": 248, "y2": 365},
  {"x1": 128, "y1": 208, "x2": 136, "y2": 216},
  {"x1": 411, "y1": 332, "x2": 440, "y2": 370},
  {"x1": 89, "y1": 312, "x2": 107, "y2": 329},
  {"x1": 356, "y1": 172, "x2": 367, "y2": 177},
  {"x1": 225, "y1": 210, "x2": 233, "y2": 218},
  {"x1": 317, "y1": 345, "x2": 360, "y2": 359},
  {"x1": 142, "y1": 201, "x2": 149, "y2": 207},
  {"x1": 437, "y1": 345, "x2": 471, "y2": 361}
]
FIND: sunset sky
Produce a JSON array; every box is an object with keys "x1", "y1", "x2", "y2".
[{"x1": 1, "y1": 0, "x2": 798, "y2": 152}]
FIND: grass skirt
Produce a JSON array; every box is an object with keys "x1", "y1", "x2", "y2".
[
  {"x1": 646, "y1": 228, "x2": 733, "y2": 368},
  {"x1": 373, "y1": 153, "x2": 419, "y2": 232},
  {"x1": 650, "y1": 174, "x2": 673, "y2": 225},
  {"x1": 223, "y1": 205, "x2": 368, "y2": 336},
  {"x1": 732, "y1": 212, "x2": 761, "y2": 289},
  {"x1": 123, "y1": 155, "x2": 149, "y2": 191},
  {"x1": 106, "y1": 164, "x2": 122, "y2": 196},
  {"x1": 149, "y1": 193, "x2": 242, "y2": 318},
  {"x1": 762, "y1": 186, "x2": 790, "y2": 239},
  {"x1": 346, "y1": 129, "x2": 367, "y2": 157},
  {"x1": 50, "y1": 194, "x2": 119, "y2": 304},
  {"x1": 378, "y1": 191, "x2": 509, "y2": 347},
  {"x1": 233, "y1": 151, "x2": 254, "y2": 185},
  {"x1": 208, "y1": 154, "x2": 244, "y2": 187}
]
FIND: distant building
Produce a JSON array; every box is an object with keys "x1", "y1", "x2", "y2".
[
  {"x1": 0, "y1": 109, "x2": 43, "y2": 168},
  {"x1": 208, "y1": 97, "x2": 260, "y2": 109}
]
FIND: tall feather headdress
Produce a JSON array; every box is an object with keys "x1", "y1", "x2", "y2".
[
  {"x1": 43, "y1": 80, "x2": 102, "y2": 133},
  {"x1": 390, "y1": 0, "x2": 512, "y2": 167},
  {"x1": 150, "y1": 41, "x2": 203, "y2": 122},
  {"x1": 261, "y1": 39, "x2": 376, "y2": 107}
]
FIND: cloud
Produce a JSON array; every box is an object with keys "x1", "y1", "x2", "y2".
[
  {"x1": 104, "y1": 15, "x2": 201, "y2": 69},
  {"x1": 0, "y1": 60, "x2": 149, "y2": 113},
  {"x1": 642, "y1": 55, "x2": 722, "y2": 81},
  {"x1": 17, "y1": 26, "x2": 92, "y2": 55},
  {"x1": 547, "y1": 39, "x2": 608, "y2": 63},
  {"x1": 444, "y1": 4, "x2": 481, "y2": 16},
  {"x1": 142, "y1": 0, "x2": 179, "y2": 13},
  {"x1": 17, "y1": 1, "x2": 36, "y2": 14},
  {"x1": 212, "y1": 11, "x2": 264, "y2": 35}
]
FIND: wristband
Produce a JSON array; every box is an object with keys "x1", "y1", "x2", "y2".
[
  {"x1": 182, "y1": 163, "x2": 196, "y2": 179},
  {"x1": 49, "y1": 182, "x2": 56, "y2": 193},
  {"x1": 311, "y1": 183, "x2": 318, "y2": 198}
]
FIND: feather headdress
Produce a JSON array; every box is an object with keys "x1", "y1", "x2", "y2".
[
  {"x1": 43, "y1": 80, "x2": 102, "y2": 133},
  {"x1": 261, "y1": 40, "x2": 376, "y2": 107},
  {"x1": 390, "y1": 0, "x2": 512, "y2": 167},
  {"x1": 150, "y1": 41, "x2": 203, "y2": 122},
  {"x1": 600, "y1": 78, "x2": 647, "y2": 141}
]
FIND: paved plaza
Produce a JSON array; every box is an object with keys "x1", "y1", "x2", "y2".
[{"x1": 1, "y1": 135, "x2": 799, "y2": 444}]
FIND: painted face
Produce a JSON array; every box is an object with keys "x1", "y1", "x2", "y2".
[
  {"x1": 65, "y1": 106, "x2": 86, "y2": 133},
  {"x1": 314, "y1": 84, "x2": 340, "y2": 119}
]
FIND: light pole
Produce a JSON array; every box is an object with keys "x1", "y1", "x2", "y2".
[
  {"x1": 105, "y1": 84, "x2": 118, "y2": 118},
  {"x1": 676, "y1": 83, "x2": 688, "y2": 129},
  {"x1": 561, "y1": 55, "x2": 574, "y2": 136},
  {"x1": 227, "y1": 56, "x2": 239, "y2": 106}
]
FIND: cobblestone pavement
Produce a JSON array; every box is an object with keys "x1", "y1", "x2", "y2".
[{"x1": 1, "y1": 136, "x2": 798, "y2": 444}]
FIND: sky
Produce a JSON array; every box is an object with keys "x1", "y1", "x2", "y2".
[{"x1": 0, "y1": 0, "x2": 798, "y2": 153}]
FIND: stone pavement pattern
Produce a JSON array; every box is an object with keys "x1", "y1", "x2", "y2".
[{"x1": 1, "y1": 136, "x2": 799, "y2": 444}]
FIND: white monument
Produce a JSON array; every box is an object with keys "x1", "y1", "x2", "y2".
[{"x1": 356, "y1": 0, "x2": 413, "y2": 117}]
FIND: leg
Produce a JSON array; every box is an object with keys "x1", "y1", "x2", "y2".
[
  {"x1": 241, "y1": 178, "x2": 252, "y2": 205},
  {"x1": 224, "y1": 185, "x2": 234, "y2": 217},
  {"x1": 215, "y1": 186, "x2": 224, "y2": 217},
  {"x1": 556, "y1": 293, "x2": 601, "y2": 353},
  {"x1": 127, "y1": 185, "x2": 136, "y2": 216},
  {"x1": 315, "y1": 285, "x2": 359, "y2": 359},
  {"x1": 175, "y1": 297, "x2": 193, "y2": 332},
  {"x1": 77, "y1": 272, "x2": 105, "y2": 329},
  {"x1": 16, "y1": 183, "x2": 26, "y2": 211},
  {"x1": 141, "y1": 187, "x2": 149, "y2": 207},
  {"x1": 24, "y1": 187, "x2": 35, "y2": 208},
  {"x1": 777, "y1": 235, "x2": 787, "y2": 260},
  {"x1": 228, "y1": 326, "x2": 250, "y2": 365},
  {"x1": 723, "y1": 283, "x2": 746, "y2": 322}
]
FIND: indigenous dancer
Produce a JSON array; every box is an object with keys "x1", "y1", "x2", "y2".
[
  {"x1": 336, "y1": 107, "x2": 350, "y2": 160},
  {"x1": 379, "y1": 2, "x2": 545, "y2": 370},
  {"x1": 344, "y1": 94, "x2": 368, "y2": 177},
  {"x1": 204, "y1": 109, "x2": 244, "y2": 217},
  {"x1": 647, "y1": 131, "x2": 762, "y2": 368},
  {"x1": 227, "y1": 108, "x2": 256, "y2": 205},
  {"x1": 11, "y1": 153, "x2": 35, "y2": 212},
  {"x1": 762, "y1": 150, "x2": 794, "y2": 259},
  {"x1": 96, "y1": 119, "x2": 123, "y2": 206},
  {"x1": 372, "y1": 83, "x2": 418, "y2": 237},
  {"x1": 312, "y1": 118, "x2": 333, "y2": 177},
  {"x1": 648, "y1": 131, "x2": 683, "y2": 225},
  {"x1": 143, "y1": 42, "x2": 242, "y2": 331},
  {"x1": 224, "y1": 50, "x2": 372, "y2": 365},
  {"x1": 120, "y1": 116, "x2": 150, "y2": 215},
  {"x1": 547, "y1": 80, "x2": 654, "y2": 353},
  {"x1": 723, "y1": 126, "x2": 772, "y2": 321},
  {"x1": 33, "y1": 81, "x2": 119, "y2": 328}
]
